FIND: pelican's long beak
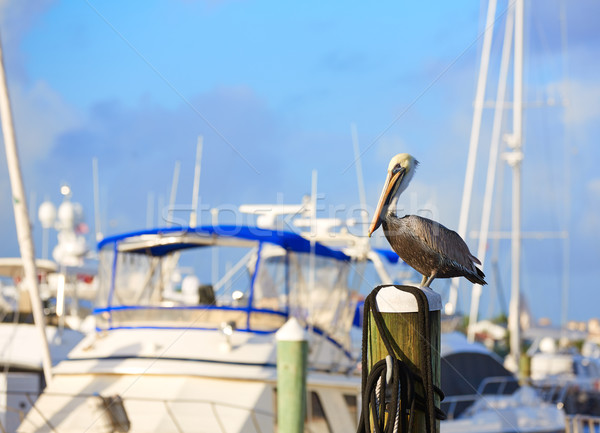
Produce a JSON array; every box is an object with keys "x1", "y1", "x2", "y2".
[{"x1": 368, "y1": 169, "x2": 403, "y2": 237}]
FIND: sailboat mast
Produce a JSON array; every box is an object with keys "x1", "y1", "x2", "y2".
[
  {"x1": 0, "y1": 31, "x2": 53, "y2": 385},
  {"x1": 507, "y1": 0, "x2": 524, "y2": 372},
  {"x1": 189, "y1": 136, "x2": 203, "y2": 227},
  {"x1": 467, "y1": 7, "x2": 515, "y2": 342},
  {"x1": 448, "y1": 0, "x2": 498, "y2": 316}
]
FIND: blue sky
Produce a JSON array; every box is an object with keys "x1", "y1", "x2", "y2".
[{"x1": 0, "y1": 0, "x2": 598, "y2": 326}]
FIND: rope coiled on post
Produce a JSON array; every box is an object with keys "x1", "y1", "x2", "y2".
[{"x1": 356, "y1": 285, "x2": 446, "y2": 433}]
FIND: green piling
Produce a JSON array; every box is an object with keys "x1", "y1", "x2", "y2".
[{"x1": 276, "y1": 317, "x2": 308, "y2": 433}]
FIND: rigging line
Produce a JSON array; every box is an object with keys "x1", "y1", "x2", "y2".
[
  {"x1": 342, "y1": 0, "x2": 516, "y2": 175},
  {"x1": 488, "y1": 260, "x2": 507, "y2": 318},
  {"x1": 83, "y1": 0, "x2": 260, "y2": 175}
]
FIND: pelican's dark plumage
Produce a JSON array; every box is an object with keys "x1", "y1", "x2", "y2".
[{"x1": 368, "y1": 153, "x2": 486, "y2": 288}]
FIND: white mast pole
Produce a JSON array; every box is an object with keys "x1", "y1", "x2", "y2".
[
  {"x1": 507, "y1": 0, "x2": 524, "y2": 373},
  {"x1": 189, "y1": 136, "x2": 203, "y2": 227},
  {"x1": 447, "y1": 0, "x2": 498, "y2": 315},
  {"x1": 467, "y1": 5, "x2": 515, "y2": 341},
  {"x1": 0, "y1": 32, "x2": 53, "y2": 385}
]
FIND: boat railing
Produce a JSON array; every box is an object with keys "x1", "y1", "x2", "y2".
[
  {"x1": 565, "y1": 414, "x2": 600, "y2": 433},
  {"x1": 535, "y1": 377, "x2": 600, "y2": 415},
  {"x1": 11, "y1": 388, "x2": 276, "y2": 433},
  {"x1": 442, "y1": 376, "x2": 520, "y2": 420},
  {"x1": 477, "y1": 375, "x2": 519, "y2": 395},
  {"x1": 93, "y1": 303, "x2": 289, "y2": 334},
  {"x1": 91, "y1": 304, "x2": 355, "y2": 362},
  {"x1": 441, "y1": 394, "x2": 480, "y2": 420},
  {"x1": 536, "y1": 380, "x2": 573, "y2": 407}
]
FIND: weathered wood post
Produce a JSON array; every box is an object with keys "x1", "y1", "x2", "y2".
[
  {"x1": 368, "y1": 285, "x2": 442, "y2": 432},
  {"x1": 276, "y1": 317, "x2": 308, "y2": 433}
]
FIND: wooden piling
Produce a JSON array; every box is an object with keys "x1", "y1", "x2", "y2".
[
  {"x1": 369, "y1": 285, "x2": 442, "y2": 432},
  {"x1": 276, "y1": 317, "x2": 308, "y2": 433}
]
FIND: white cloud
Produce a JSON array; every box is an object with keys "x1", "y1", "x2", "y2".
[
  {"x1": 562, "y1": 80, "x2": 600, "y2": 127},
  {"x1": 579, "y1": 178, "x2": 600, "y2": 235},
  {"x1": 10, "y1": 80, "x2": 82, "y2": 165},
  {"x1": 0, "y1": 1, "x2": 78, "y2": 165},
  {"x1": 588, "y1": 178, "x2": 600, "y2": 196}
]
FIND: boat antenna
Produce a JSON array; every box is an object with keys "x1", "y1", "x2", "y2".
[
  {"x1": 167, "y1": 160, "x2": 181, "y2": 227},
  {"x1": 0, "y1": 30, "x2": 53, "y2": 386},
  {"x1": 189, "y1": 136, "x2": 204, "y2": 227},
  {"x1": 350, "y1": 123, "x2": 368, "y2": 236},
  {"x1": 307, "y1": 169, "x2": 317, "y2": 330},
  {"x1": 92, "y1": 157, "x2": 102, "y2": 241},
  {"x1": 350, "y1": 123, "x2": 396, "y2": 284}
]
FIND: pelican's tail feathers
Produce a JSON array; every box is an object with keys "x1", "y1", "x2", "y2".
[{"x1": 466, "y1": 267, "x2": 487, "y2": 286}]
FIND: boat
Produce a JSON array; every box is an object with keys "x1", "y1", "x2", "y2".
[
  {"x1": 14, "y1": 213, "x2": 569, "y2": 433},
  {"x1": 440, "y1": 332, "x2": 565, "y2": 433},
  {"x1": 525, "y1": 328, "x2": 600, "y2": 416},
  {"x1": 0, "y1": 259, "x2": 86, "y2": 433},
  {"x1": 0, "y1": 186, "x2": 97, "y2": 433},
  {"x1": 17, "y1": 220, "x2": 405, "y2": 433}
]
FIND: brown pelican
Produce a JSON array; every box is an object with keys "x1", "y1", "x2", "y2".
[{"x1": 368, "y1": 153, "x2": 486, "y2": 288}]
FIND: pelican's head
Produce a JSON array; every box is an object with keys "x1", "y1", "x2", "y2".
[{"x1": 368, "y1": 153, "x2": 419, "y2": 237}]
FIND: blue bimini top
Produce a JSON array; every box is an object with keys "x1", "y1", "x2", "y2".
[{"x1": 97, "y1": 224, "x2": 351, "y2": 262}]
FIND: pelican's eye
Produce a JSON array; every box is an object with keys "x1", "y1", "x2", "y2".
[{"x1": 392, "y1": 164, "x2": 403, "y2": 175}]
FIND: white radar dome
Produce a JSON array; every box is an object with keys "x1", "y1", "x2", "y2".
[
  {"x1": 57, "y1": 202, "x2": 75, "y2": 227},
  {"x1": 38, "y1": 201, "x2": 57, "y2": 229},
  {"x1": 539, "y1": 337, "x2": 557, "y2": 354}
]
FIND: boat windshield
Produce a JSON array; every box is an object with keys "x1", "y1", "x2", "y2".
[{"x1": 94, "y1": 227, "x2": 357, "y2": 349}]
